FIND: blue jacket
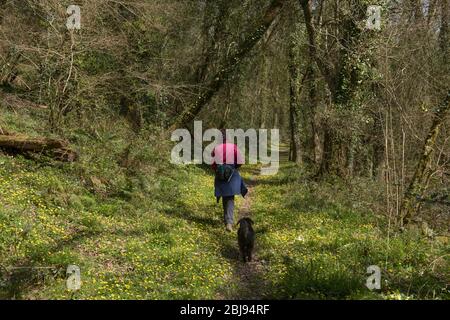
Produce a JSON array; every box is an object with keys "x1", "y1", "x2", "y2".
[{"x1": 214, "y1": 166, "x2": 248, "y2": 200}]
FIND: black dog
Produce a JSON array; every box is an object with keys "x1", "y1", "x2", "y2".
[{"x1": 237, "y1": 217, "x2": 255, "y2": 263}]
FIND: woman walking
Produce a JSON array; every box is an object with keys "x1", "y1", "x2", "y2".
[{"x1": 211, "y1": 130, "x2": 248, "y2": 232}]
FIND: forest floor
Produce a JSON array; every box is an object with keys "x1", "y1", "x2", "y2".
[{"x1": 0, "y1": 107, "x2": 448, "y2": 300}]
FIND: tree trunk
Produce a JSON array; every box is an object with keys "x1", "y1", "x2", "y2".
[
  {"x1": 299, "y1": 0, "x2": 336, "y2": 174},
  {"x1": 300, "y1": 0, "x2": 365, "y2": 176},
  {"x1": 305, "y1": 63, "x2": 318, "y2": 165},
  {"x1": 171, "y1": 0, "x2": 286, "y2": 129},
  {"x1": 371, "y1": 113, "x2": 385, "y2": 179},
  {"x1": 298, "y1": 0, "x2": 336, "y2": 96},
  {"x1": 439, "y1": 0, "x2": 449, "y2": 66},
  {"x1": 288, "y1": 45, "x2": 302, "y2": 164},
  {"x1": 318, "y1": 124, "x2": 333, "y2": 176},
  {"x1": 196, "y1": 0, "x2": 229, "y2": 84},
  {"x1": 400, "y1": 91, "x2": 450, "y2": 225}
]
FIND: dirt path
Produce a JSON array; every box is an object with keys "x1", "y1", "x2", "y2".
[
  {"x1": 226, "y1": 146, "x2": 290, "y2": 299},
  {"x1": 219, "y1": 146, "x2": 289, "y2": 299},
  {"x1": 221, "y1": 172, "x2": 270, "y2": 299}
]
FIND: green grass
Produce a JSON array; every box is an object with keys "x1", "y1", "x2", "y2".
[
  {"x1": 0, "y1": 107, "x2": 448, "y2": 300},
  {"x1": 0, "y1": 153, "x2": 241, "y2": 299},
  {"x1": 0, "y1": 106, "x2": 239, "y2": 299},
  {"x1": 247, "y1": 163, "x2": 449, "y2": 300}
]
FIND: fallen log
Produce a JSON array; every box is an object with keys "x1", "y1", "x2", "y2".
[
  {"x1": 0, "y1": 135, "x2": 65, "y2": 150},
  {"x1": 0, "y1": 134, "x2": 78, "y2": 162}
]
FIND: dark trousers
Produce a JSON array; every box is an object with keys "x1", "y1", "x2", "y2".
[{"x1": 222, "y1": 196, "x2": 235, "y2": 225}]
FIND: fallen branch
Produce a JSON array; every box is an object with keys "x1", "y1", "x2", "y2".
[
  {"x1": 0, "y1": 135, "x2": 65, "y2": 150},
  {"x1": 0, "y1": 134, "x2": 77, "y2": 162}
]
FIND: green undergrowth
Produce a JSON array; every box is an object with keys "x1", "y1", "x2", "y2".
[
  {"x1": 248, "y1": 163, "x2": 449, "y2": 300},
  {"x1": 0, "y1": 153, "x2": 239, "y2": 299},
  {"x1": 0, "y1": 107, "x2": 240, "y2": 299},
  {"x1": 0, "y1": 106, "x2": 448, "y2": 300}
]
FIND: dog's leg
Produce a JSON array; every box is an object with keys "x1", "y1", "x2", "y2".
[
  {"x1": 239, "y1": 245, "x2": 245, "y2": 262},
  {"x1": 246, "y1": 247, "x2": 252, "y2": 262}
]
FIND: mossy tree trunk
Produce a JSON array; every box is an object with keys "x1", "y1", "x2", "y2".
[
  {"x1": 288, "y1": 44, "x2": 303, "y2": 163},
  {"x1": 400, "y1": 91, "x2": 450, "y2": 225},
  {"x1": 171, "y1": 0, "x2": 286, "y2": 129},
  {"x1": 299, "y1": 0, "x2": 366, "y2": 176}
]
